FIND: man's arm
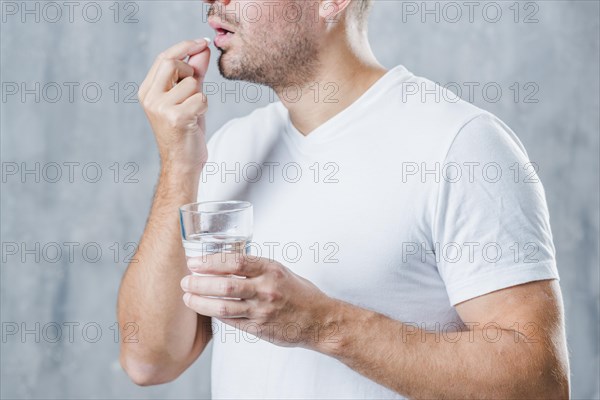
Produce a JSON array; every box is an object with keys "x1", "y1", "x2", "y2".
[
  {"x1": 117, "y1": 39, "x2": 213, "y2": 386},
  {"x1": 118, "y1": 171, "x2": 212, "y2": 386},
  {"x1": 317, "y1": 279, "x2": 570, "y2": 399},
  {"x1": 180, "y1": 256, "x2": 569, "y2": 397}
]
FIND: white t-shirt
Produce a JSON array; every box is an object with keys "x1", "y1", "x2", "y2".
[{"x1": 197, "y1": 65, "x2": 559, "y2": 399}]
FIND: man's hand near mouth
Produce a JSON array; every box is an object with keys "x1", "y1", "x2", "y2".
[{"x1": 138, "y1": 39, "x2": 211, "y2": 174}]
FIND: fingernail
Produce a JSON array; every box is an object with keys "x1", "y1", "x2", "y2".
[
  {"x1": 194, "y1": 37, "x2": 211, "y2": 45},
  {"x1": 183, "y1": 292, "x2": 191, "y2": 304},
  {"x1": 181, "y1": 276, "x2": 190, "y2": 290}
]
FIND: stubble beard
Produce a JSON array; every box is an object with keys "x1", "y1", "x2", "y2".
[{"x1": 216, "y1": 23, "x2": 321, "y2": 91}]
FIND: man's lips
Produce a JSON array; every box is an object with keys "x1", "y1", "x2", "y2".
[
  {"x1": 208, "y1": 19, "x2": 236, "y2": 34},
  {"x1": 208, "y1": 18, "x2": 236, "y2": 47}
]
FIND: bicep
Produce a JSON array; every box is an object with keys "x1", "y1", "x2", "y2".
[
  {"x1": 455, "y1": 278, "x2": 569, "y2": 389},
  {"x1": 454, "y1": 279, "x2": 570, "y2": 398},
  {"x1": 455, "y1": 279, "x2": 564, "y2": 341}
]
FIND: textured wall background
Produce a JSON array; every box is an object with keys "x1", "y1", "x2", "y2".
[{"x1": 1, "y1": 1, "x2": 598, "y2": 399}]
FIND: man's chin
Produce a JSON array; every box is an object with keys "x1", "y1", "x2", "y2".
[
  {"x1": 216, "y1": 53, "x2": 236, "y2": 79},
  {"x1": 216, "y1": 53, "x2": 273, "y2": 86},
  {"x1": 217, "y1": 54, "x2": 248, "y2": 82}
]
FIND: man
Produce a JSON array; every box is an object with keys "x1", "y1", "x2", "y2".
[{"x1": 117, "y1": 0, "x2": 570, "y2": 398}]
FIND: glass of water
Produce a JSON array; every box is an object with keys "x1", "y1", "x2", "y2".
[{"x1": 179, "y1": 201, "x2": 253, "y2": 279}]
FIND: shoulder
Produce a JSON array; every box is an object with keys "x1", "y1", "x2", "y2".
[
  {"x1": 445, "y1": 112, "x2": 529, "y2": 163},
  {"x1": 391, "y1": 67, "x2": 489, "y2": 131},
  {"x1": 383, "y1": 66, "x2": 525, "y2": 162}
]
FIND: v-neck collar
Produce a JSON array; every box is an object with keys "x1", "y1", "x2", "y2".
[{"x1": 280, "y1": 65, "x2": 412, "y2": 154}]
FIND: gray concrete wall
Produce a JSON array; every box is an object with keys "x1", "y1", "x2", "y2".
[{"x1": 1, "y1": 1, "x2": 598, "y2": 398}]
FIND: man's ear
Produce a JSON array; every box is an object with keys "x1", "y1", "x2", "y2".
[{"x1": 318, "y1": 0, "x2": 352, "y2": 22}]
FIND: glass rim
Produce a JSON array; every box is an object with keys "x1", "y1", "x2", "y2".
[{"x1": 179, "y1": 200, "x2": 253, "y2": 214}]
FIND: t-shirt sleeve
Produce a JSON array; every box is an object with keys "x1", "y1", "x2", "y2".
[{"x1": 432, "y1": 113, "x2": 559, "y2": 306}]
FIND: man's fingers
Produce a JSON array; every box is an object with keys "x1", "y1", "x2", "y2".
[
  {"x1": 181, "y1": 275, "x2": 257, "y2": 299},
  {"x1": 187, "y1": 45, "x2": 211, "y2": 84},
  {"x1": 139, "y1": 39, "x2": 209, "y2": 100},
  {"x1": 187, "y1": 253, "x2": 264, "y2": 277},
  {"x1": 183, "y1": 293, "x2": 250, "y2": 318},
  {"x1": 177, "y1": 92, "x2": 208, "y2": 117},
  {"x1": 148, "y1": 59, "x2": 196, "y2": 97},
  {"x1": 165, "y1": 77, "x2": 203, "y2": 106}
]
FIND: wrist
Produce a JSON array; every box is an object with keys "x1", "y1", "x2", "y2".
[
  {"x1": 310, "y1": 297, "x2": 352, "y2": 357},
  {"x1": 311, "y1": 298, "x2": 381, "y2": 361}
]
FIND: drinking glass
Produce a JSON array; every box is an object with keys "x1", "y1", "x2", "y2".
[{"x1": 179, "y1": 201, "x2": 253, "y2": 277}]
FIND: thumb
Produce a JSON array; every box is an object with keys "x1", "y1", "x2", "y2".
[{"x1": 187, "y1": 43, "x2": 211, "y2": 84}]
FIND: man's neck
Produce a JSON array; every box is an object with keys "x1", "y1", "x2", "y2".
[{"x1": 274, "y1": 35, "x2": 387, "y2": 136}]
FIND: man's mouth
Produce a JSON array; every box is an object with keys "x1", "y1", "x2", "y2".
[
  {"x1": 216, "y1": 27, "x2": 234, "y2": 36},
  {"x1": 209, "y1": 19, "x2": 236, "y2": 47}
]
